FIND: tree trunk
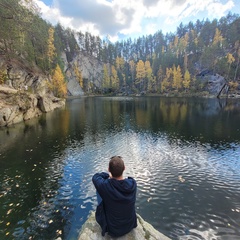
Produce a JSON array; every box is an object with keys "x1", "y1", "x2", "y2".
[{"x1": 217, "y1": 83, "x2": 228, "y2": 98}]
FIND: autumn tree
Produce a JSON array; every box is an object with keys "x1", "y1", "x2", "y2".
[
  {"x1": 115, "y1": 56, "x2": 125, "y2": 88},
  {"x1": 111, "y1": 65, "x2": 119, "y2": 90},
  {"x1": 136, "y1": 60, "x2": 146, "y2": 91},
  {"x1": 173, "y1": 65, "x2": 182, "y2": 90},
  {"x1": 74, "y1": 64, "x2": 83, "y2": 88},
  {"x1": 102, "y1": 64, "x2": 110, "y2": 88},
  {"x1": 161, "y1": 67, "x2": 172, "y2": 92},
  {"x1": 212, "y1": 28, "x2": 224, "y2": 47},
  {"x1": 183, "y1": 69, "x2": 191, "y2": 91},
  {"x1": 226, "y1": 53, "x2": 235, "y2": 80},
  {"x1": 47, "y1": 27, "x2": 56, "y2": 69},
  {"x1": 145, "y1": 60, "x2": 155, "y2": 92},
  {"x1": 50, "y1": 64, "x2": 67, "y2": 97}
]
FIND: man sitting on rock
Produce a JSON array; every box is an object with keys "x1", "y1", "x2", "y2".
[{"x1": 92, "y1": 156, "x2": 137, "y2": 237}]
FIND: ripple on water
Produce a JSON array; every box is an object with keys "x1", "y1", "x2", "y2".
[{"x1": 2, "y1": 124, "x2": 239, "y2": 240}]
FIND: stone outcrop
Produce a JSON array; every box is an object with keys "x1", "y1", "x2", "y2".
[
  {"x1": 0, "y1": 85, "x2": 65, "y2": 127},
  {"x1": 64, "y1": 52, "x2": 103, "y2": 96},
  {"x1": 196, "y1": 70, "x2": 228, "y2": 97},
  {"x1": 78, "y1": 211, "x2": 171, "y2": 240},
  {"x1": 0, "y1": 58, "x2": 66, "y2": 127}
]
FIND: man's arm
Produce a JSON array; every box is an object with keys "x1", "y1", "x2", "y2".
[{"x1": 92, "y1": 172, "x2": 109, "y2": 190}]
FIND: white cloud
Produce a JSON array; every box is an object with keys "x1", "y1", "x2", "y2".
[{"x1": 34, "y1": 0, "x2": 238, "y2": 41}]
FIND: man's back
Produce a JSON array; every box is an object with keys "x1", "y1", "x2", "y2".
[{"x1": 92, "y1": 172, "x2": 137, "y2": 237}]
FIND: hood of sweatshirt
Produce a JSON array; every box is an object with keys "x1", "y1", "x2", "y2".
[{"x1": 107, "y1": 177, "x2": 137, "y2": 201}]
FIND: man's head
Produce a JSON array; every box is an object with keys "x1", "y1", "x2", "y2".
[{"x1": 109, "y1": 156, "x2": 125, "y2": 178}]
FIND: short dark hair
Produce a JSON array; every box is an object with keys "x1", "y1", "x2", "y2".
[{"x1": 109, "y1": 156, "x2": 125, "y2": 178}]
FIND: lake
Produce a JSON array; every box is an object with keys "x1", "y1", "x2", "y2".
[{"x1": 0, "y1": 96, "x2": 240, "y2": 240}]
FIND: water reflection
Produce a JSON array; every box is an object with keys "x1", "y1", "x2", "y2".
[{"x1": 0, "y1": 97, "x2": 240, "y2": 239}]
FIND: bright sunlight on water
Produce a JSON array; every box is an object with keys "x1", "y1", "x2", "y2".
[{"x1": 0, "y1": 96, "x2": 240, "y2": 240}]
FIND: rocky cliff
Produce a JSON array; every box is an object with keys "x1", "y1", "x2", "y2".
[
  {"x1": 0, "y1": 50, "x2": 104, "y2": 126},
  {"x1": 62, "y1": 51, "x2": 104, "y2": 96},
  {"x1": 78, "y1": 211, "x2": 171, "y2": 240},
  {"x1": 0, "y1": 59, "x2": 65, "y2": 127},
  {"x1": 0, "y1": 85, "x2": 65, "y2": 127}
]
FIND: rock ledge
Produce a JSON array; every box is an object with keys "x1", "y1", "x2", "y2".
[{"x1": 78, "y1": 211, "x2": 171, "y2": 240}]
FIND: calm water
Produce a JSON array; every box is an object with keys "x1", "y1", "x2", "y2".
[{"x1": 0, "y1": 97, "x2": 240, "y2": 240}]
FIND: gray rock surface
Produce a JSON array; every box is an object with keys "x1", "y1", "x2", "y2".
[
  {"x1": 78, "y1": 211, "x2": 171, "y2": 240},
  {"x1": 0, "y1": 86, "x2": 65, "y2": 127},
  {"x1": 197, "y1": 71, "x2": 228, "y2": 96},
  {"x1": 65, "y1": 52, "x2": 104, "y2": 96}
]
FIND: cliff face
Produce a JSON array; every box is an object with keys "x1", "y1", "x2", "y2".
[
  {"x1": 0, "y1": 51, "x2": 104, "y2": 126},
  {"x1": 63, "y1": 52, "x2": 104, "y2": 96},
  {"x1": 0, "y1": 59, "x2": 65, "y2": 127}
]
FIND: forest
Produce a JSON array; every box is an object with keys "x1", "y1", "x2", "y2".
[{"x1": 0, "y1": 0, "x2": 240, "y2": 96}]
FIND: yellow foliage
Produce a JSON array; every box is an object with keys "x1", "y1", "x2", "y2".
[
  {"x1": 50, "y1": 64, "x2": 67, "y2": 97},
  {"x1": 103, "y1": 64, "x2": 110, "y2": 88},
  {"x1": 74, "y1": 64, "x2": 83, "y2": 88},
  {"x1": 161, "y1": 68, "x2": 172, "y2": 92},
  {"x1": 136, "y1": 60, "x2": 145, "y2": 81},
  {"x1": 111, "y1": 65, "x2": 119, "y2": 89},
  {"x1": 229, "y1": 81, "x2": 238, "y2": 90},
  {"x1": 213, "y1": 28, "x2": 224, "y2": 46},
  {"x1": 183, "y1": 69, "x2": 191, "y2": 89},
  {"x1": 173, "y1": 65, "x2": 182, "y2": 89},
  {"x1": 116, "y1": 57, "x2": 125, "y2": 70},
  {"x1": 226, "y1": 53, "x2": 235, "y2": 64},
  {"x1": 0, "y1": 69, "x2": 7, "y2": 84},
  {"x1": 47, "y1": 27, "x2": 56, "y2": 66}
]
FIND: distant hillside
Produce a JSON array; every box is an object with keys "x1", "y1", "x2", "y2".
[{"x1": 0, "y1": 0, "x2": 240, "y2": 98}]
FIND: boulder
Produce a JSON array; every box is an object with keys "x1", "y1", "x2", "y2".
[
  {"x1": 78, "y1": 211, "x2": 171, "y2": 240},
  {"x1": 196, "y1": 71, "x2": 228, "y2": 96},
  {"x1": 0, "y1": 105, "x2": 23, "y2": 126},
  {"x1": 38, "y1": 95, "x2": 65, "y2": 113}
]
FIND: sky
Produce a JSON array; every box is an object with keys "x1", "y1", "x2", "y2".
[{"x1": 33, "y1": 0, "x2": 240, "y2": 42}]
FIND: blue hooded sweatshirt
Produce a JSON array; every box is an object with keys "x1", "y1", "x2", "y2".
[{"x1": 92, "y1": 172, "x2": 137, "y2": 237}]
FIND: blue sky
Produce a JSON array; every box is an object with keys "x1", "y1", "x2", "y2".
[{"x1": 34, "y1": 0, "x2": 240, "y2": 42}]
